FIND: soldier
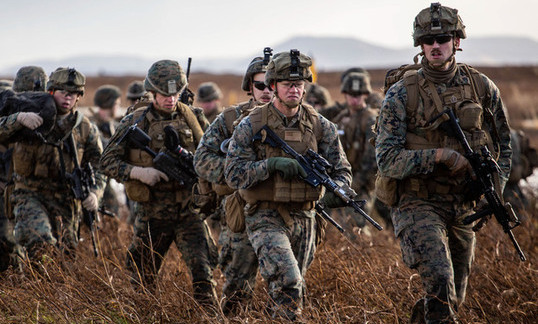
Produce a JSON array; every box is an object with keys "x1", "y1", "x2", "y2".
[
  {"x1": 194, "y1": 51, "x2": 274, "y2": 315},
  {"x1": 305, "y1": 83, "x2": 332, "y2": 112},
  {"x1": 0, "y1": 67, "x2": 105, "y2": 261},
  {"x1": 375, "y1": 3, "x2": 512, "y2": 323},
  {"x1": 330, "y1": 72, "x2": 385, "y2": 232},
  {"x1": 91, "y1": 85, "x2": 122, "y2": 216},
  {"x1": 196, "y1": 82, "x2": 223, "y2": 123},
  {"x1": 0, "y1": 80, "x2": 13, "y2": 92},
  {"x1": 1, "y1": 66, "x2": 48, "y2": 271},
  {"x1": 99, "y1": 60, "x2": 218, "y2": 310},
  {"x1": 319, "y1": 67, "x2": 369, "y2": 121},
  {"x1": 224, "y1": 50, "x2": 352, "y2": 320},
  {"x1": 126, "y1": 80, "x2": 146, "y2": 107},
  {"x1": 504, "y1": 129, "x2": 538, "y2": 218}
]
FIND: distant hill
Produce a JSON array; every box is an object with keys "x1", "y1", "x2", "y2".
[{"x1": 2, "y1": 35, "x2": 537, "y2": 76}]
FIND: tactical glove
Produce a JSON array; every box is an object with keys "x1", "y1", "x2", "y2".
[
  {"x1": 82, "y1": 192, "x2": 99, "y2": 212},
  {"x1": 266, "y1": 157, "x2": 307, "y2": 180},
  {"x1": 435, "y1": 148, "x2": 473, "y2": 176},
  {"x1": 16, "y1": 112, "x2": 43, "y2": 130},
  {"x1": 130, "y1": 166, "x2": 169, "y2": 186},
  {"x1": 320, "y1": 191, "x2": 347, "y2": 208}
]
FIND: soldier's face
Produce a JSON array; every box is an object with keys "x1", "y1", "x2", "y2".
[
  {"x1": 345, "y1": 93, "x2": 368, "y2": 109},
  {"x1": 251, "y1": 73, "x2": 273, "y2": 104},
  {"x1": 53, "y1": 90, "x2": 80, "y2": 114},
  {"x1": 199, "y1": 99, "x2": 220, "y2": 116},
  {"x1": 421, "y1": 36, "x2": 460, "y2": 69},
  {"x1": 154, "y1": 92, "x2": 179, "y2": 113},
  {"x1": 275, "y1": 80, "x2": 305, "y2": 107}
]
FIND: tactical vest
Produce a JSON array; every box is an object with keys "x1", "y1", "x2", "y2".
[
  {"x1": 334, "y1": 105, "x2": 378, "y2": 168},
  {"x1": 124, "y1": 104, "x2": 201, "y2": 202},
  {"x1": 12, "y1": 111, "x2": 91, "y2": 191},
  {"x1": 210, "y1": 101, "x2": 255, "y2": 196},
  {"x1": 402, "y1": 64, "x2": 496, "y2": 197},
  {"x1": 239, "y1": 103, "x2": 324, "y2": 204}
]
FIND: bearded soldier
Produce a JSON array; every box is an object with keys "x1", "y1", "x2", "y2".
[
  {"x1": 225, "y1": 50, "x2": 352, "y2": 320},
  {"x1": 375, "y1": 3, "x2": 512, "y2": 323},
  {"x1": 194, "y1": 50, "x2": 274, "y2": 315},
  {"x1": 0, "y1": 67, "x2": 105, "y2": 261},
  {"x1": 99, "y1": 60, "x2": 218, "y2": 309}
]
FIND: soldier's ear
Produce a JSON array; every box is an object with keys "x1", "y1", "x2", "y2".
[{"x1": 454, "y1": 37, "x2": 461, "y2": 50}]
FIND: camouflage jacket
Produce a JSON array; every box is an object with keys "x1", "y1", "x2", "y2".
[
  {"x1": 376, "y1": 65, "x2": 512, "y2": 192},
  {"x1": 194, "y1": 99, "x2": 257, "y2": 185},
  {"x1": 333, "y1": 105, "x2": 378, "y2": 191},
  {"x1": 0, "y1": 111, "x2": 105, "y2": 198},
  {"x1": 225, "y1": 103, "x2": 352, "y2": 190},
  {"x1": 99, "y1": 103, "x2": 208, "y2": 183}
]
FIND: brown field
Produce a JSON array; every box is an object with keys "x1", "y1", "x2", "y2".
[{"x1": 1, "y1": 67, "x2": 537, "y2": 323}]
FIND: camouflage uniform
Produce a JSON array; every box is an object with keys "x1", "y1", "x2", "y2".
[
  {"x1": 99, "y1": 60, "x2": 218, "y2": 308},
  {"x1": 0, "y1": 104, "x2": 105, "y2": 258},
  {"x1": 226, "y1": 100, "x2": 351, "y2": 319},
  {"x1": 91, "y1": 85, "x2": 122, "y2": 216},
  {"x1": 375, "y1": 4, "x2": 512, "y2": 322},
  {"x1": 194, "y1": 99, "x2": 259, "y2": 314},
  {"x1": 1, "y1": 66, "x2": 48, "y2": 270},
  {"x1": 503, "y1": 129, "x2": 538, "y2": 218}
]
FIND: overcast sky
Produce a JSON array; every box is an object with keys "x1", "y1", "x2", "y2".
[{"x1": 1, "y1": 0, "x2": 536, "y2": 71}]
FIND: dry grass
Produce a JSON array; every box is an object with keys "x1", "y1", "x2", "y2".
[{"x1": 1, "y1": 199, "x2": 536, "y2": 323}]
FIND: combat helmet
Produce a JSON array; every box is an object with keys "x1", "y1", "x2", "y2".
[
  {"x1": 197, "y1": 82, "x2": 223, "y2": 102},
  {"x1": 241, "y1": 47, "x2": 273, "y2": 92},
  {"x1": 341, "y1": 72, "x2": 372, "y2": 95},
  {"x1": 265, "y1": 49, "x2": 313, "y2": 88},
  {"x1": 340, "y1": 67, "x2": 369, "y2": 83},
  {"x1": 46, "y1": 67, "x2": 86, "y2": 95},
  {"x1": 413, "y1": 2, "x2": 466, "y2": 47},
  {"x1": 0, "y1": 80, "x2": 13, "y2": 93},
  {"x1": 126, "y1": 80, "x2": 146, "y2": 99},
  {"x1": 94, "y1": 84, "x2": 121, "y2": 109},
  {"x1": 144, "y1": 60, "x2": 187, "y2": 96},
  {"x1": 305, "y1": 84, "x2": 332, "y2": 107},
  {"x1": 13, "y1": 66, "x2": 48, "y2": 92}
]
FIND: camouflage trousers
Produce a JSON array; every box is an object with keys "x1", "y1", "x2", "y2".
[
  {"x1": 393, "y1": 194, "x2": 475, "y2": 324},
  {"x1": 0, "y1": 193, "x2": 16, "y2": 271},
  {"x1": 11, "y1": 188, "x2": 79, "y2": 259},
  {"x1": 101, "y1": 179, "x2": 120, "y2": 216},
  {"x1": 127, "y1": 191, "x2": 218, "y2": 306},
  {"x1": 245, "y1": 206, "x2": 317, "y2": 320},
  {"x1": 218, "y1": 223, "x2": 258, "y2": 314}
]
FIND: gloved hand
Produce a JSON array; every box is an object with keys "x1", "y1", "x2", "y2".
[
  {"x1": 435, "y1": 148, "x2": 473, "y2": 176},
  {"x1": 320, "y1": 191, "x2": 347, "y2": 208},
  {"x1": 130, "y1": 166, "x2": 169, "y2": 186},
  {"x1": 82, "y1": 192, "x2": 99, "y2": 212},
  {"x1": 266, "y1": 157, "x2": 307, "y2": 180},
  {"x1": 16, "y1": 112, "x2": 43, "y2": 130}
]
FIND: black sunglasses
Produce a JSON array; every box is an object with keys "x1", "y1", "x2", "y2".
[
  {"x1": 420, "y1": 34, "x2": 453, "y2": 45},
  {"x1": 253, "y1": 81, "x2": 270, "y2": 91}
]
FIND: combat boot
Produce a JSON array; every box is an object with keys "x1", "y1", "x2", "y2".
[{"x1": 193, "y1": 280, "x2": 219, "y2": 315}]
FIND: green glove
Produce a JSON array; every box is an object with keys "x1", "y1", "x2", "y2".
[
  {"x1": 321, "y1": 191, "x2": 347, "y2": 208},
  {"x1": 266, "y1": 157, "x2": 307, "y2": 180}
]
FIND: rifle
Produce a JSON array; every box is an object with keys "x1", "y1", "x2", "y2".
[
  {"x1": 253, "y1": 125, "x2": 383, "y2": 231},
  {"x1": 64, "y1": 134, "x2": 100, "y2": 257},
  {"x1": 180, "y1": 57, "x2": 195, "y2": 105},
  {"x1": 118, "y1": 124, "x2": 197, "y2": 189},
  {"x1": 439, "y1": 108, "x2": 526, "y2": 261}
]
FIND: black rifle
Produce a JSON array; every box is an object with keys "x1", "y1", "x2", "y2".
[
  {"x1": 441, "y1": 108, "x2": 526, "y2": 261},
  {"x1": 180, "y1": 57, "x2": 195, "y2": 105},
  {"x1": 119, "y1": 125, "x2": 197, "y2": 189},
  {"x1": 253, "y1": 125, "x2": 383, "y2": 231},
  {"x1": 64, "y1": 134, "x2": 100, "y2": 257}
]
